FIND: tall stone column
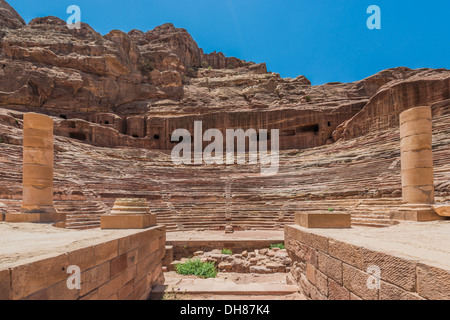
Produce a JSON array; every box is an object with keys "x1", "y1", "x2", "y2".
[
  {"x1": 400, "y1": 106, "x2": 435, "y2": 204},
  {"x1": 6, "y1": 113, "x2": 63, "y2": 223}
]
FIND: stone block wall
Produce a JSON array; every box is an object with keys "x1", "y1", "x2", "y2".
[
  {"x1": 285, "y1": 225, "x2": 450, "y2": 300},
  {"x1": 0, "y1": 226, "x2": 166, "y2": 300}
]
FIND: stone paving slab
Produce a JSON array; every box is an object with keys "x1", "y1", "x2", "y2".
[{"x1": 154, "y1": 272, "x2": 300, "y2": 299}]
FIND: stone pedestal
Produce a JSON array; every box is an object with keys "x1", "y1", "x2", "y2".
[
  {"x1": 101, "y1": 198, "x2": 156, "y2": 229},
  {"x1": 5, "y1": 113, "x2": 63, "y2": 223},
  {"x1": 399, "y1": 106, "x2": 443, "y2": 221},
  {"x1": 397, "y1": 204, "x2": 445, "y2": 222},
  {"x1": 295, "y1": 212, "x2": 351, "y2": 229}
]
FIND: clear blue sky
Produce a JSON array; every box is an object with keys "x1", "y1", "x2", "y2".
[{"x1": 7, "y1": 0, "x2": 450, "y2": 85}]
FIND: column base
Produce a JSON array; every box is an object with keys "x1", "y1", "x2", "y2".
[
  {"x1": 5, "y1": 206, "x2": 65, "y2": 223},
  {"x1": 394, "y1": 204, "x2": 446, "y2": 222}
]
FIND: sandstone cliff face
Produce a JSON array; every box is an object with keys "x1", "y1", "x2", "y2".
[
  {"x1": 128, "y1": 23, "x2": 254, "y2": 74},
  {"x1": 333, "y1": 68, "x2": 450, "y2": 141},
  {"x1": 0, "y1": 0, "x2": 25, "y2": 29},
  {"x1": 0, "y1": 15, "x2": 182, "y2": 116},
  {"x1": 0, "y1": 1, "x2": 449, "y2": 152}
]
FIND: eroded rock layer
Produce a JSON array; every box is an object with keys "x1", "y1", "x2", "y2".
[{"x1": 0, "y1": 1, "x2": 449, "y2": 231}]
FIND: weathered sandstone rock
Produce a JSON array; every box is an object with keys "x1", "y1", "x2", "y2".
[
  {"x1": 333, "y1": 69, "x2": 450, "y2": 142},
  {"x1": 0, "y1": 0, "x2": 25, "y2": 29}
]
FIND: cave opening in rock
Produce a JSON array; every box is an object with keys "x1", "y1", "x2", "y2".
[
  {"x1": 280, "y1": 129, "x2": 296, "y2": 137},
  {"x1": 60, "y1": 115, "x2": 67, "y2": 119},
  {"x1": 104, "y1": 121, "x2": 109, "y2": 125},
  {"x1": 314, "y1": 125, "x2": 319, "y2": 135},
  {"x1": 154, "y1": 134, "x2": 160, "y2": 140},
  {"x1": 69, "y1": 132, "x2": 86, "y2": 141},
  {"x1": 296, "y1": 124, "x2": 319, "y2": 135}
]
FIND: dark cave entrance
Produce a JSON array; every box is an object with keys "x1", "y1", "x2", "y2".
[{"x1": 69, "y1": 132, "x2": 87, "y2": 141}]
